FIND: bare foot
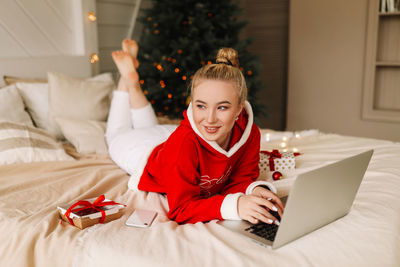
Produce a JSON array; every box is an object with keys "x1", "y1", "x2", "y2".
[
  {"x1": 122, "y1": 39, "x2": 139, "y2": 68},
  {"x1": 112, "y1": 50, "x2": 149, "y2": 109},
  {"x1": 112, "y1": 50, "x2": 139, "y2": 87}
]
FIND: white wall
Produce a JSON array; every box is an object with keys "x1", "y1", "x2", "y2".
[
  {"x1": 287, "y1": 0, "x2": 400, "y2": 142},
  {"x1": 96, "y1": 0, "x2": 141, "y2": 75},
  {"x1": 0, "y1": 0, "x2": 97, "y2": 85}
]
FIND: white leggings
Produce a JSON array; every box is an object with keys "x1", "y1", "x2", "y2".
[{"x1": 105, "y1": 91, "x2": 177, "y2": 187}]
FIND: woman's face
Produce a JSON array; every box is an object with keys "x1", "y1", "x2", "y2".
[{"x1": 192, "y1": 79, "x2": 243, "y2": 149}]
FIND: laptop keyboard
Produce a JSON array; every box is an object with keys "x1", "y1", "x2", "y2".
[{"x1": 244, "y1": 211, "x2": 280, "y2": 242}]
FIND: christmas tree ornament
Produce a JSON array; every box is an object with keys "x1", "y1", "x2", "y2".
[{"x1": 272, "y1": 171, "x2": 283, "y2": 181}]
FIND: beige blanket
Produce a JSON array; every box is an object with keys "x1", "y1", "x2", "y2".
[{"x1": 1, "y1": 133, "x2": 400, "y2": 266}]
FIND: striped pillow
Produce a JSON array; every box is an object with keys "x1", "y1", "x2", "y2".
[{"x1": 0, "y1": 121, "x2": 74, "y2": 164}]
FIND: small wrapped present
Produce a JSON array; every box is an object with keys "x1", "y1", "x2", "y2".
[
  {"x1": 259, "y1": 150, "x2": 300, "y2": 179},
  {"x1": 58, "y1": 195, "x2": 125, "y2": 229},
  {"x1": 273, "y1": 151, "x2": 297, "y2": 171}
]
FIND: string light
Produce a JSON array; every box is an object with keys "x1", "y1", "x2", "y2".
[
  {"x1": 88, "y1": 11, "x2": 97, "y2": 21},
  {"x1": 90, "y1": 53, "x2": 99, "y2": 63},
  {"x1": 175, "y1": 68, "x2": 180, "y2": 73},
  {"x1": 182, "y1": 75, "x2": 187, "y2": 80},
  {"x1": 247, "y1": 70, "x2": 253, "y2": 76},
  {"x1": 264, "y1": 132, "x2": 302, "y2": 154},
  {"x1": 140, "y1": 80, "x2": 144, "y2": 84},
  {"x1": 160, "y1": 80, "x2": 166, "y2": 88},
  {"x1": 156, "y1": 64, "x2": 164, "y2": 71},
  {"x1": 168, "y1": 94, "x2": 172, "y2": 99},
  {"x1": 154, "y1": 30, "x2": 160, "y2": 34}
]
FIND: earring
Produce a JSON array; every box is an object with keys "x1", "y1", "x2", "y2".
[{"x1": 235, "y1": 117, "x2": 238, "y2": 121}]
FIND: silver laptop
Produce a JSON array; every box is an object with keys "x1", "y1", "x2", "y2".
[{"x1": 218, "y1": 150, "x2": 373, "y2": 249}]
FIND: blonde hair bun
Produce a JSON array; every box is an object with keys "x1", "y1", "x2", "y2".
[
  {"x1": 190, "y1": 47, "x2": 247, "y2": 103},
  {"x1": 216, "y1": 48, "x2": 239, "y2": 68}
]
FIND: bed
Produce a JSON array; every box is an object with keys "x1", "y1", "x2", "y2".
[
  {"x1": 1, "y1": 1, "x2": 400, "y2": 266},
  {"x1": 1, "y1": 98, "x2": 400, "y2": 267}
]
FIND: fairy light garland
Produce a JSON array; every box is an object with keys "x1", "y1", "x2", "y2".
[{"x1": 264, "y1": 132, "x2": 301, "y2": 153}]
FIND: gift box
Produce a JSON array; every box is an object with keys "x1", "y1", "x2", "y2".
[
  {"x1": 259, "y1": 150, "x2": 300, "y2": 179},
  {"x1": 58, "y1": 195, "x2": 125, "y2": 229},
  {"x1": 273, "y1": 151, "x2": 296, "y2": 171}
]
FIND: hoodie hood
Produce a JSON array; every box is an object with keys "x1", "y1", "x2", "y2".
[{"x1": 184, "y1": 101, "x2": 254, "y2": 158}]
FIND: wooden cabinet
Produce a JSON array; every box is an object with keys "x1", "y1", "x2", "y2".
[{"x1": 362, "y1": 0, "x2": 400, "y2": 122}]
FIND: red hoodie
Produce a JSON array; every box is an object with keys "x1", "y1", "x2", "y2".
[{"x1": 138, "y1": 102, "x2": 264, "y2": 224}]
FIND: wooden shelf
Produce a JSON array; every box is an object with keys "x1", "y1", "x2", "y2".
[
  {"x1": 362, "y1": 0, "x2": 400, "y2": 123},
  {"x1": 379, "y1": 11, "x2": 400, "y2": 16},
  {"x1": 376, "y1": 61, "x2": 400, "y2": 67}
]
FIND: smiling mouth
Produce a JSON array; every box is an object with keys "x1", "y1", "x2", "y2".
[{"x1": 204, "y1": 126, "x2": 220, "y2": 134}]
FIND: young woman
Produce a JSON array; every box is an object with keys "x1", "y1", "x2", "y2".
[{"x1": 106, "y1": 39, "x2": 284, "y2": 224}]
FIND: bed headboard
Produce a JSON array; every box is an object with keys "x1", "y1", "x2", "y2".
[{"x1": 0, "y1": 0, "x2": 98, "y2": 87}]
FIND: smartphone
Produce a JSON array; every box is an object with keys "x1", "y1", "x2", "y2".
[{"x1": 125, "y1": 209, "x2": 157, "y2": 228}]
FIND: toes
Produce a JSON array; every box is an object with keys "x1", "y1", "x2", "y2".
[{"x1": 122, "y1": 39, "x2": 139, "y2": 58}]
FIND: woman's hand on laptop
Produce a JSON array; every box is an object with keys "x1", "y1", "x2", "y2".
[
  {"x1": 252, "y1": 186, "x2": 285, "y2": 214},
  {"x1": 237, "y1": 194, "x2": 283, "y2": 225}
]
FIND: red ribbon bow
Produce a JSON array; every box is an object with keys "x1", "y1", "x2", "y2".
[
  {"x1": 61, "y1": 195, "x2": 124, "y2": 226},
  {"x1": 260, "y1": 150, "x2": 281, "y2": 171},
  {"x1": 260, "y1": 150, "x2": 301, "y2": 171}
]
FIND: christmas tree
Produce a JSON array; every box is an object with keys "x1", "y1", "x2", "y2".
[{"x1": 137, "y1": 0, "x2": 264, "y2": 120}]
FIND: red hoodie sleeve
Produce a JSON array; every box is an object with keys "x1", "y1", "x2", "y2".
[
  {"x1": 163, "y1": 136, "x2": 226, "y2": 224},
  {"x1": 220, "y1": 125, "x2": 261, "y2": 195}
]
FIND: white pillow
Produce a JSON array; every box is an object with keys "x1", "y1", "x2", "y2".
[
  {"x1": 47, "y1": 72, "x2": 115, "y2": 139},
  {"x1": 0, "y1": 121, "x2": 74, "y2": 164},
  {"x1": 15, "y1": 82, "x2": 49, "y2": 129},
  {"x1": 55, "y1": 117, "x2": 108, "y2": 154},
  {"x1": 15, "y1": 73, "x2": 114, "y2": 133},
  {"x1": 0, "y1": 85, "x2": 34, "y2": 126}
]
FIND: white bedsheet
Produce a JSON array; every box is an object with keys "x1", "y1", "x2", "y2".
[{"x1": 74, "y1": 132, "x2": 400, "y2": 267}]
